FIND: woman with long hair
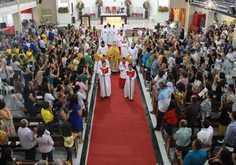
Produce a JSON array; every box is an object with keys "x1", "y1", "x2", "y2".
[
  {"x1": 200, "y1": 91, "x2": 214, "y2": 121},
  {"x1": 0, "y1": 147, "x2": 21, "y2": 165},
  {"x1": 67, "y1": 94, "x2": 83, "y2": 143},
  {"x1": 23, "y1": 86, "x2": 37, "y2": 117},
  {"x1": 34, "y1": 124, "x2": 54, "y2": 161},
  {"x1": 61, "y1": 122, "x2": 80, "y2": 161},
  {"x1": 45, "y1": 67, "x2": 59, "y2": 86},
  {"x1": 208, "y1": 148, "x2": 234, "y2": 165},
  {"x1": 164, "y1": 100, "x2": 181, "y2": 136}
]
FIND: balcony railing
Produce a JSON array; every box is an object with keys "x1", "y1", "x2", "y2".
[{"x1": 0, "y1": 0, "x2": 14, "y2": 4}]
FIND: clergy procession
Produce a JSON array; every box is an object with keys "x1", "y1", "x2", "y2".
[{"x1": 96, "y1": 23, "x2": 137, "y2": 101}]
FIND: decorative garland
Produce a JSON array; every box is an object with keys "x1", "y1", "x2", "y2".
[
  {"x1": 58, "y1": 7, "x2": 69, "y2": 13},
  {"x1": 95, "y1": 0, "x2": 103, "y2": 7},
  {"x1": 143, "y1": 0, "x2": 150, "y2": 9},
  {"x1": 124, "y1": 0, "x2": 132, "y2": 6}
]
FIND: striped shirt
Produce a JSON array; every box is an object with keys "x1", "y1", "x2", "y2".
[{"x1": 224, "y1": 121, "x2": 236, "y2": 146}]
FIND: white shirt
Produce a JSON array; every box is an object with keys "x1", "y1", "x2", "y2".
[
  {"x1": 224, "y1": 53, "x2": 235, "y2": 67},
  {"x1": 5, "y1": 65, "x2": 14, "y2": 78},
  {"x1": 214, "y1": 59, "x2": 222, "y2": 71},
  {"x1": 215, "y1": 40, "x2": 221, "y2": 47},
  {"x1": 119, "y1": 26, "x2": 126, "y2": 35},
  {"x1": 62, "y1": 57, "x2": 67, "y2": 68},
  {"x1": 44, "y1": 93, "x2": 55, "y2": 106},
  {"x1": 167, "y1": 57, "x2": 175, "y2": 70},
  {"x1": 0, "y1": 67, "x2": 7, "y2": 79},
  {"x1": 39, "y1": 40, "x2": 45, "y2": 48},
  {"x1": 12, "y1": 61, "x2": 21, "y2": 71},
  {"x1": 190, "y1": 52, "x2": 198, "y2": 62},
  {"x1": 97, "y1": 45, "x2": 108, "y2": 54},
  {"x1": 197, "y1": 126, "x2": 213, "y2": 150}
]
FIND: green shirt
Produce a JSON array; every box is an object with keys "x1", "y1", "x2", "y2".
[
  {"x1": 84, "y1": 55, "x2": 93, "y2": 68},
  {"x1": 173, "y1": 127, "x2": 192, "y2": 146},
  {"x1": 145, "y1": 56, "x2": 153, "y2": 68}
]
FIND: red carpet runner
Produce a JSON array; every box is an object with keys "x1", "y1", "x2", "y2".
[{"x1": 87, "y1": 73, "x2": 156, "y2": 165}]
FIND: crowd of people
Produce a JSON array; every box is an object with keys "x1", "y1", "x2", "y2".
[
  {"x1": 0, "y1": 16, "x2": 236, "y2": 164},
  {"x1": 0, "y1": 23, "x2": 98, "y2": 164}
]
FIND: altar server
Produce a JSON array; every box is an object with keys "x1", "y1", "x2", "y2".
[
  {"x1": 107, "y1": 24, "x2": 112, "y2": 46},
  {"x1": 101, "y1": 25, "x2": 108, "y2": 45},
  {"x1": 97, "y1": 55, "x2": 110, "y2": 78},
  {"x1": 111, "y1": 25, "x2": 118, "y2": 42},
  {"x1": 124, "y1": 64, "x2": 136, "y2": 101},
  {"x1": 98, "y1": 61, "x2": 111, "y2": 100},
  {"x1": 119, "y1": 23, "x2": 126, "y2": 35},
  {"x1": 120, "y1": 36, "x2": 128, "y2": 58},
  {"x1": 97, "y1": 41, "x2": 108, "y2": 54},
  {"x1": 119, "y1": 57, "x2": 129, "y2": 88},
  {"x1": 128, "y1": 42, "x2": 138, "y2": 66},
  {"x1": 117, "y1": 30, "x2": 125, "y2": 52}
]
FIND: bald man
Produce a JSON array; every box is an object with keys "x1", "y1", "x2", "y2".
[{"x1": 173, "y1": 119, "x2": 192, "y2": 162}]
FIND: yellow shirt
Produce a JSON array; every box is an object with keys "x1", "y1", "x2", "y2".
[
  {"x1": 26, "y1": 51, "x2": 33, "y2": 62},
  {"x1": 16, "y1": 48, "x2": 19, "y2": 55},
  {"x1": 7, "y1": 49, "x2": 11, "y2": 55},
  {"x1": 18, "y1": 53, "x2": 26, "y2": 65},
  {"x1": 12, "y1": 53, "x2": 16, "y2": 57},
  {"x1": 41, "y1": 34, "x2": 47, "y2": 44},
  {"x1": 41, "y1": 108, "x2": 54, "y2": 123},
  {"x1": 78, "y1": 53, "x2": 83, "y2": 58},
  {"x1": 63, "y1": 135, "x2": 74, "y2": 148},
  {"x1": 73, "y1": 59, "x2": 79, "y2": 71}
]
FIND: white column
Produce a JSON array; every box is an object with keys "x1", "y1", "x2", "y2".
[
  {"x1": 12, "y1": 13, "x2": 20, "y2": 32},
  {"x1": 185, "y1": 4, "x2": 195, "y2": 29},
  {"x1": 32, "y1": 7, "x2": 40, "y2": 27},
  {"x1": 204, "y1": 10, "x2": 214, "y2": 33},
  {"x1": 16, "y1": 0, "x2": 22, "y2": 32}
]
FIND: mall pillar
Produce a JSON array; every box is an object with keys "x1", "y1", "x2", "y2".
[{"x1": 204, "y1": 10, "x2": 214, "y2": 33}]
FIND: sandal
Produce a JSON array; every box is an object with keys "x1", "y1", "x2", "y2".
[{"x1": 79, "y1": 139, "x2": 84, "y2": 144}]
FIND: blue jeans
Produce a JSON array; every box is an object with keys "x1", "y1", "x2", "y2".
[
  {"x1": 65, "y1": 146, "x2": 73, "y2": 161},
  {"x1": 29, "y1": 61, "x2": 33, "y2": 71},
  {"x1": 173, "y1": 145, "x2": 189, "y2": 165},
  {"x1": 44, "y1": 121, "x2": 53, "y2": 135}
]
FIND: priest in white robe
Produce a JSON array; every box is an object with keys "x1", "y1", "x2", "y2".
[
  {"x1": 120, "y1": 36, "x2": 128, "y2": 58},
  {"x1": 119, "y1": 23, "x2": 126, "y2": 35},
  {"x1": 101, "y1": 25, "x2": 108, "y2": 45},
  {"x1": 111, "y1": 25, "x2": 118, "y2": 42},
  {"x1": 119, "y1": 57, "x2": 129, "y2": 88},
  {"x1": 107, "y1": 24, "x2": 112, "y2": 46},
  {"x1": 97, "y1": 41, "x2": 108, "y2": 54},
  {"x1": 128, "y1": 42, "x2": 138, "y2": 66},
  {"x1": 124, "y1": 64, "x2": 136, "y2": 101},
  {"x1": 98, "y1": 61, "x2": 111, "y2": 99}
]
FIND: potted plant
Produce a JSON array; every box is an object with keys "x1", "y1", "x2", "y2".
[
  {"x1": 124, "y1": 0, "x2": 132, "y2": 6},
  {"x1": 76, "y1": 0, "x2": 84, "y2": 10},
  {"x1": 158, "y1": 6, "x2": 169, "y2": 13},
  {"x1": 143, "y1": 0, "x2": 150, "y2": 9},
  {"x1": 58, "y1": 7, "x2": 69, "y2": 13},
  {"x1": 95, "y1": 0, "x2": 103, "y2": 7}
]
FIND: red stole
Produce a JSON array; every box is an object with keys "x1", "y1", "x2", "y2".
[
  {"x1": 122, "y1": 41, "x2": 127, "y2": 44},
  {"x1": 100, "y1": 67, "x2": 109, "y2": 74},
  {"x1": 120, "y1": 34, "x2": 123, "y2": 37},
  {"x1": 122, "y1": 62, "x2": 127, "y2": 68},
  {"x1": 126, "y1": 70, "x2": 135, "y2": 77}
]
